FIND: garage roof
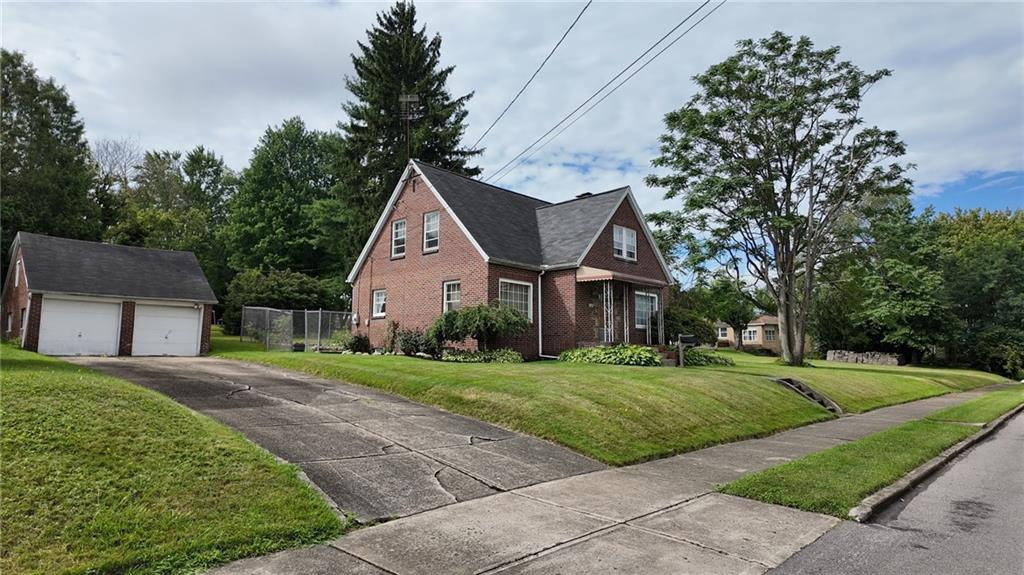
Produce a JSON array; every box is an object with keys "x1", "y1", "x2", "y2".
[{"x1": 13, "y1": 232, "x2": 217, "y2": 303}]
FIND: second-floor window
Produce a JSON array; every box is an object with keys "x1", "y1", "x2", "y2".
[
  {"x1": 372, "y1": 289, "x2": 387, "y2": 318},
  {"x1": 14, "y1": 260, "x2": 19, "y2": 287},
  {"x1": 443, "y1": 280, "x2": 461, "y2": 312},
  {"x1": 743, "y1": 329, "x2": 757, "y2": 342},
  {"x1": 423, "y1": 211, "x2": 440, "y2": 252},
  {"x1": 391, "y1": 219, "x2": 406, "y2": 257},
  {"x1": 499, "y1": 279, "x2": 532, "y2": 321},
  {"x1": 613, "y1": 225, "x2": 637, "y2": 260}
]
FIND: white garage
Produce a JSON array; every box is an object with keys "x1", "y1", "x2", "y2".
[
  {"x1": 37, "y1": 297, "x2": 121, "y2": 356},
  {"x1": 131, "y1": 303, "x2": 202, "y2": 356},
  {"x1": 2, "y1": 232, "x2": 217, "y2": 357}
]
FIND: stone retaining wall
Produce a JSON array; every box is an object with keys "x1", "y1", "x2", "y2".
[{"x1": 826, "y1": 349, "x2": 903, "y2": 365}]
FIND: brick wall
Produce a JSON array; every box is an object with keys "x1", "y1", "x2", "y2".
[
  {"x1": 0, "y1": 247, "x2": 29, "y2": 342},
  {"x1": 541, "y1": 269, "x2": 576, "y2": 355},
  {"x1": 23, "y1": 293, "x2": 41, "y2": 352},
  {"x1": 200, "y1": 304, "x2": 213, "y2": 354},
  {"x1": 351, "y1": 174, "x2": 489, "y2": 349},
  {"x1": 118, "y1": 301, "x2": 136, "y2": 356},
  {"x1": 580, "y1": 198, "x2": 669, "y2": 284}
]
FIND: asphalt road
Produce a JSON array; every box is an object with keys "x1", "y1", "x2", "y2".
[{"x1": 772, "y1": 411, "x2": 1024, "y2": 575}]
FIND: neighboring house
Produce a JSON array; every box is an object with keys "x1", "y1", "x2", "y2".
[
  {"x1": 347, "y1": 160, "x2": 674, "y2": 358},
  {"x1": 1, "y1": 232, "x2": 217, "y2": 357},
  {"x1": 715, "y1": 315, "x2": 781, "y2": 353}
]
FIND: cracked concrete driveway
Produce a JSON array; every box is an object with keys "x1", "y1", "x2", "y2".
[{"x1": 70, "y1": 357, "x2": 604, "y2": 522}]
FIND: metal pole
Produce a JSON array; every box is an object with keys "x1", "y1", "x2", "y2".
[
  {"x1": 265, "y1": 308, "x2": 270, "y2": 351},
  {"x1": 304, "y1": 310, "x2": 309, "y2": 351}
]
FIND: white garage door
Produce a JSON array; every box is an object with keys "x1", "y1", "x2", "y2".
[
  {"x1": 132, "y1": 304, "x2": 201, "y2": 356},
  {"x1": 38, "y1": 298, "x2": 121, "y2": 356}
]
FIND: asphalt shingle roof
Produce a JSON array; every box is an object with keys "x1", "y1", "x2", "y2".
[
  {"x1": 414, "y1": 161, "x2": 628, "y2": 267},
  {"x1": 16, "y1": 232, "x2": 217, "y2": 302}
]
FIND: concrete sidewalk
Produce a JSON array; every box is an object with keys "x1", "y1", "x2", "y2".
[{"x1": 212, "y1": 387, "x2": 1005, "y2": 575}]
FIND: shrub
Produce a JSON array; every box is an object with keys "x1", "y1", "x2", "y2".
[
  {"x1": 382, "y1": 319, "x2": 400, "y2": 353},
  {"x1": 426, "y1": 303, "x2": 529, "y2": 350},
  {"x1": 397, "y1": 328, "x2": 437, "y2": 357},
  {"x1": 440, "y1": 348, "x2": 524, "y2": 363},
  {"x1": 426, "y1": 310, "x2": 462, "y2": 349},
  {"x1": 682, "y1": 348, "x2": 735, "y2": 366},
  {"x1": 559, "y1": 344, "x2": 661, "y2": 367},
  {"x1": 345, "y1": 333, "x2": 372, "y2": 354}
]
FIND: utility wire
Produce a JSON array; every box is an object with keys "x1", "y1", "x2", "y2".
[
  {"x1": 491, "y1": 0, "x2": 727, "y2": 183},
  {"x1": 470, "y1": 1, "x2": 593, "y2": 150},
  {"x1": 483, "y1": 0, "x2": 713, "y2": 183}
]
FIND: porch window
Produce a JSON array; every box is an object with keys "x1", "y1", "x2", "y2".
[
  {"x1": 717, "y1": 327, "x2": 728, "y2": 338},
  {"x1": 613, "y1": 225, "x2": 637, "y2": 260},
  {"x1": 635, "y1": 291, "x2": 658, "y2": 329},
  {"x1": 372, "y1": 289, "x2": 387, "y2": 318},
  {"x1": 391, "y1": 219, "x2": 406, "y2": 257},
  {"x1": 443, "y1": 280, "x2": 461, "y2": 312},
  {"x1": 743, "y1": 328, "x2": 757, "y2": 342},
  {"x1": 423, "y1": 211, "x2": 440, "y2": 252},
  {"x1": 764, "y1": 327, "x2": 776, "y2": 341},
  {"x1": 498, "y1": 279, "x2": 532, "y2": 321}
]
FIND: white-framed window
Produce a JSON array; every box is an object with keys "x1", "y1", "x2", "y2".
[
  {"x1": 5, "y1": 313, "x2": 10, "y2": 334},
  {"x1": 423, "y1": 211, "x2": 440, "y2": 252},
  {"x1": 717, "y1": 327, "x2": 728, "y2": 339},
  {"x1": 443, "y1": 280, "x2": 461, "y2": 312},
  {"x1": 391, "y1": 219, "x2": 406, "y2": 257},
  {"x1": 498, "y1": 279, "x2": 532, "y2": 321},
  {"x1": 372, "y1": 289, "x2": 387, "y2": 318},
  {"x1": 19, "y1": 308, "x2": 25, "y2": 333},
  {"x1": 743, "y1": 328, "x2": 757, "y2": 342},
  {"x1": 635, "y1": 291, "x2": 658, "y2": 329},
  {"x1": 613, "y1": 225, "x2": 637, "y2": 260},
  {"x1": 764, "y1": 327, "x2": 776, "y2": 342},
  {"x1": 14, "y1": 260, "x2": 19, "y2": 287}
]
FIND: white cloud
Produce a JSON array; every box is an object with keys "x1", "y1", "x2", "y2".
[{"x1": 3, "y1": 1, "x2": 1021, "y2": 214}]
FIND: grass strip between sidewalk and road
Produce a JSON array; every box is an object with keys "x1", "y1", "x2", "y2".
[
  {"x1": 1, "y1": 344, "x2": 346, "y2": 575},
  {"x1": 719, "y1": 386, "x2": 1024, "y2": 518}
]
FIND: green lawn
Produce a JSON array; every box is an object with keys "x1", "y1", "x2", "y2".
[
  {"x1": 720, "y1": 389, "x2": 1023, "y2": 517},
  {"x1": 1, "y1": 344, "x2": 345, "y2": 575},
  {"x1": 710, "y1": 350, "x2": 1005, "y2": 413}
]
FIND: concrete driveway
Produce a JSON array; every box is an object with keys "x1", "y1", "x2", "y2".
[{"x1": 70, "y1": 357, "x2": 604, "y2": 522}]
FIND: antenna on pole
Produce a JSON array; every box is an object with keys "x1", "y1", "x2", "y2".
[{"x1": 399, "y1": 94, "x2": 419, "y2": 161}]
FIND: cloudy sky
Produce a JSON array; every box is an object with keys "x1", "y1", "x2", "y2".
[{"x1": 5, "y1": 1, "x2": 1022, "y2": 215}]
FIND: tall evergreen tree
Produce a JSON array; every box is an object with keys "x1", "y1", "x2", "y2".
[
  {"x1": 1, "y1": 49, "x2": 100, "y2": 279},
  {"x1": 325, "y1": 1, "x2": 481, "y2": 276}
]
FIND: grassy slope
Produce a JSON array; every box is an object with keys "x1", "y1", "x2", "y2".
[
  {"x1": 1, "y1": 344, "x2": 344, "y2": 575},
  {"x1": 720, "y1": 389, "x2": 1023, "y2": 517},
  {"x1": 211, "y1": 332, "x2": 831, "y2": 466},
  {"x1": 711, "y1": 350, "x2": 1004, "y2": 413}
]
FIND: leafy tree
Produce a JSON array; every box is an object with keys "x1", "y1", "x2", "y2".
[
  {"x1": 222, "y1": 269, "x2": 334, "y2": 335},
  {"x1": 223, "y1": 117, "x2": 337, "y2": 275},
  {"x1": 662, "y1": 285, "x2": 716, "y2": 344},
  {"x1": 647, "y1": 32, "x2": 908, "y2": 365},
  {"x1": 707, "y1": 278, "x2": 756, "y2": 350},
  {"x1": 1, "y1": 49, "x2": 100, "y2": 278},
  {"x1": 91, "y1": 136, "x2": 142, "y2": 234},
  {"x1": 325, "y1": 1, "x2": 482, "y2": 275}
]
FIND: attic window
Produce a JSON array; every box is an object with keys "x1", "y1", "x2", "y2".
[
  {"x1": 391, "y1": 219, "x2": 406, "y2": 258},
  {"x1": 423, "y1": 211, "x2": 439, "y2": 252},
  {"x1": 14, "y1": 260, "x2": 19, "y2": 287},
  {"x1": 613, "y1": 225, "x2": 637, "y2": 261}
]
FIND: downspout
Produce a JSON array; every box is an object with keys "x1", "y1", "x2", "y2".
[{"x1": 537, "y1": 268, "x2": 558, "y2": 359}]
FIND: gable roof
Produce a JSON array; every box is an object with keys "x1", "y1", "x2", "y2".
[
  {"x1": 346, "y1": 160, "x2": 673, "y2": 282},
  {"x1": 10, "y1": 232, "x2": 217, "y2": 303}
]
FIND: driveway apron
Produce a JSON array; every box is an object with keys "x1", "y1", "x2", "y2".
[{"x1": 69, "y1": 357, "x2": 604, "y2": 522}]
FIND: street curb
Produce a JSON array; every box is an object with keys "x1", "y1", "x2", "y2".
[{"x1": 848, "y1": 402, "x2": 1024, "y2": 522}]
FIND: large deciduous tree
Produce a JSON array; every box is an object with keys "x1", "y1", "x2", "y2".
[
  {"x1": 325, "y1": 1, "x2": 481, "y2": 276},
  {"x1": 647, "y1": 32, "x2": 909, "y2": 365},
  {"x1": 1, "y1": 49, "x2": 100, "y2": 277}
]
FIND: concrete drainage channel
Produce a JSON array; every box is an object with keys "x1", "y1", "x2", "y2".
[{"x1": 774, "y1": 377, "x2": 843, "y2": 414}]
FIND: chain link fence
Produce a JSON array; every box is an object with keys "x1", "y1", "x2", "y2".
[{"x1": 240, "y1": 306, "x2": 352, "y2": 352}]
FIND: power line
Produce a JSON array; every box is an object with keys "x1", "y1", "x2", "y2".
[
  {"x1": 483, "y1": 0, "x2": 714, "y2": 183},
  {"x1": 491, "y1": 0, "x2": 728, "y2": 183},
  {"x1": 470, "y1": 1, "x2": 593, "y2": 150}
]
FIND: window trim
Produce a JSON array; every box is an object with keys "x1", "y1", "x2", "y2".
[
  {"x1": 498, "y1": 278, "x2": 533, "y2": 322},
  {"x1": 371, "y1": 289, "x2": 387, "y2": 318},
  {"x1": 423, "y1": 211, "x2": 440, "y2": 253},
  {"x1": 613, "y1": 225, "x2": 637, "y2": 261},
  {"x1": 391, "y1": 219, "x2": 407, "y2": 258},
  {"x1": 717, "y1": 327, "x2": 728, "y2": 339},
  {"x1": 634, "y1": 291, "x2": 658, "y2": 329},
  {"x1": 742, "y1": 328, "x2": 758, "y2": 342},
  {"x1": 442, "y1": 280, "x2": 461, "y2": 312}
]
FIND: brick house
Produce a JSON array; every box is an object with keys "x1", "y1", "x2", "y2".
[
  {"x1": 715, "y1": 315, "x2": 781, "y2": 353},
  {"x1": 347, "y1": 160, "x2": 674, "y2": 358},
  {"x1": 1, "y1": 232, "x2": 216, "y2": 356}
]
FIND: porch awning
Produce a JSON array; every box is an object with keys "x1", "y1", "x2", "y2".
[{"x1": 575, "y1": 266, "x2": 668, "y2": 288}]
